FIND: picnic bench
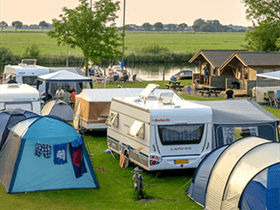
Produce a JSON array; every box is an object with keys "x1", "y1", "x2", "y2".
[
  {"x1": 165, "y1": 81, "x2": 184, "y2": 91},
  {"x1": 199, "y1": 86, "x2": 220, "y2": 97}
]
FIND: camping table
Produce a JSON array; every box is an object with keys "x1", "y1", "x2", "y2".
[
  {"x1": 165, "y1": 81, "x2": 183, "y2": 91},
  {"x1": 200, "y1": 86, "x2": 219, "y2": 97}
]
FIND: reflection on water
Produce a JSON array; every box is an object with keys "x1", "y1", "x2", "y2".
[
  {"x1": 101, "y1": 63, "x2": 199, "y2": 81},
  {"x1": 127, "y1": 66, "x2": 199, "y2": 81}
]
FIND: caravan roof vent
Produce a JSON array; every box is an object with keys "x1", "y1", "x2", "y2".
[
  {"x1": 159, "y1": 92, "x2": 174, "y2": 105},
  {"x1": 21, "y1": 59, "x2": 37, "y2": 65},
  {"x1": 139, "y1": 84, "x2": 159, "y2": 100}
]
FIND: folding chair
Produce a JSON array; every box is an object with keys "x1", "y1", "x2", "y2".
[{"x1": 274, "y1": 90, "x2": 280, "y2": 108}]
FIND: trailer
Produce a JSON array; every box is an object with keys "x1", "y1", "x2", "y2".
[
  {"x1": 0, "y1": 84, "x2": 41, "y2": 115},
  {"x1": 107, "y1": 84, "x2": 213, "y2": 171}
]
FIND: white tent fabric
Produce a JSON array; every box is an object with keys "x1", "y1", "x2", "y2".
[
  {"x1": 257, "y1": 71, "x2": 280, "y2": 80},
  {"x1": 205, "y1": 137, "x2": 270, "y2": 210},
  {"x1": 38, "y1": 70, "x2": 92, "y2": 81},
  {"x1": 221, "y1": 143, "x2": 280, "y2": 209}
]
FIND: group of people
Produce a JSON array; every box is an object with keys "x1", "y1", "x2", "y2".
[{"x1": 55, "y1": 86, "x2": 77, "y2": 104}]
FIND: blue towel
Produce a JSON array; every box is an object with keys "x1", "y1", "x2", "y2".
[
  {"x1": 54, "y1": 143, "x2": 67, "y2": 165},
  {"x1": 71, "y1": 136, "x2": 83, "y2": 148}
]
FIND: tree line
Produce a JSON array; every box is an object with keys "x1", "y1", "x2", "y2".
[
  {"x1": 0, "y1": 19, "x2": 246, "y2": 33},
  {"x1": 120, "y1": 19, "x2": 246, "y2": 32},
  {"x1": 0, "y1": 20, "x2": 53, "y2": 32}
]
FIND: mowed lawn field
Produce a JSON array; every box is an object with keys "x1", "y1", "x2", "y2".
[
  {"x1": 0, "y1": 31, "x2": 246, "y2": 56},
  {"x1": 0, "y1": 81, "x2": 280, "y2": 209}
]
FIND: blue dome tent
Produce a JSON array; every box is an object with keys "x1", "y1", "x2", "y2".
[
  {"x1": 187, "y1": 137, "x2": 280, "y2": 210},
  {"x1": 0, "y1": 108, "x2": 38, "y2": 150},
  {"x1": 0, "y1": 116, "x2": 99, "y2": 193}
]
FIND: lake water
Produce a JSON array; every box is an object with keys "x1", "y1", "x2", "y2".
[{"x1": 126, "y1": 66, "x2": 199, "y2": 81}]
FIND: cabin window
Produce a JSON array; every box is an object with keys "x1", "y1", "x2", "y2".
[
  {"x1": 222, "y1": 126, "x2": 258, "y2": 144},
  {"x1": 22, "y1": 76, "x2": 38, "y2": 86},
  {"x1": 158, "y1": 124, "x2": 204, "y2": 145},
  {"x1": 128, "y1": 120, "x2": 145, "y2": 139},
  {"x1": 105, "y1": 111, "x2": 119, "y2": 128}
]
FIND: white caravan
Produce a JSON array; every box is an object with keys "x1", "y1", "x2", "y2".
[
  {"x1": 3, "y1": 60, "x2": 49, "y2": 97},
  {"x1": 0, "y1": 84, "x2": 41, "y2": 115},
  {"x1": 107, "y1": 84, "x2": 213, "y2": 171}
]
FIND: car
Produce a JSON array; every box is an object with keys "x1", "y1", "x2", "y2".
[{"x1": 171, "y1": 69, "x2": 193, "y2": 80}]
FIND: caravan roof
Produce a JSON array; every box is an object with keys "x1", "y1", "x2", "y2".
[
  {"x1": 0, "y1": 84, "x2": 39, "y2": 102},
  {"x1": 112, "y1": 96, "x2": 212, "y2": 124},
  {"x1": 76, "y1": 88, "x2": 183, "y2": 102}
]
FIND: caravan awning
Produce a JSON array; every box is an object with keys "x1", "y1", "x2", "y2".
[
  {"x1": 257, "y1": 71, "x2": 280, "y2": 80},
  {"x1": 194, "y1": 99, "x2": 278, "y2": 124}
]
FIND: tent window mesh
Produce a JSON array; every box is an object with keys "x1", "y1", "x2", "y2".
[
  {"x1": 158, "y1": 124, "x2": 204, "y2": 145},
  {"x1": 105, "y1": 111, "x2": 119, "y2": 128},
  {"x1": 223, "y1": 126, "x2": 258, "y2": 144}
]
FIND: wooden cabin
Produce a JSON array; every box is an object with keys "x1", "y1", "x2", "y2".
[
  {"x1": 189, "y1": 50, "x2": 242, "y2": 87},
  {"x1": 189, "y1": 50, "x2": 280, "y2": 95},
  {"x1": 219, "y1": 52, "x2": 280, "y2": 95}
]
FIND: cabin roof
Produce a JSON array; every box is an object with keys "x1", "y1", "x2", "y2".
[
  {"x1": 189, "y1": 50, "x2": 243, "y2": 68},
  {"x1": 220, "y1": 51, "x2": 280, "y2": 70}
]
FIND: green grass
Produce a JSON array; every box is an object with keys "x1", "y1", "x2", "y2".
[
  {"x1": 1, "y1": 81, "x2": 279, "y2": 209},
  {"x1": 0, "y1": 31, "x2": 246, "y2": 56}
]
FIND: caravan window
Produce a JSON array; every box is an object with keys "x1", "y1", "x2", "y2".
[
  {"x1": 158, "y1": 124, "x2": 204, "y2": 145},
  {"x1": 5, "y1": 103, "x2": 32, "y2": 111},
  {"x1": 22, "y1": 76, "x2": 38, "y2": 86},
  {"x1": 105, "y1": 111, "x2": 119, "y2": 128},
  {"x1": 128, "y1": 120, "x2": 145, "y2": 139},
  {"x1": 223, "y1": 126, "x2": 258, "y2": 144}
]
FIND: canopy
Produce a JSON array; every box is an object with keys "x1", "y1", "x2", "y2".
[
  {"x1": 36, "y1": 70, "x2": 93, "y2": 101},
  {"x1": 194, "y1": 99, "x2": 278, "y2": 124},
  {"x1": 257, "y1": 71, "x2": 280, "y2": 80}
]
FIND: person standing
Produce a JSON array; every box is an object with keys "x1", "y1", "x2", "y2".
[
  {"x1": 224, "y1": 86, "x2": 234, "y2": 100},
  {"x1": 71, "y1": 88, "x2": 77, "y2": 102},
  {"x1": 187, "y1": 82, "x2": 191, "y2": 95},
  {"x1": 194, "y1": 80, "x2": 198, "y2": 95},
  {"x1": 203, "y1": 66, "x2": 209, "y2": 85},
  {"x1": 55, "y1": 86, "x2": 65, "y2": 99},
  {"x1": 63, "y1": 88, "x2": 71, "y2": 103}
]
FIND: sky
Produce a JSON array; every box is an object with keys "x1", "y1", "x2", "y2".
[{"x1": 0, "y1": 0, "x2": 252, "y2": 27}]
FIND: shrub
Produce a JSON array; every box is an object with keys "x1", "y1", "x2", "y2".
[
  {"x1": 23, "y1": 44, "x2": 41, "y2": 58},
  {"x1": 141, "y1": 44, "x2": 170, "y2": 54}
]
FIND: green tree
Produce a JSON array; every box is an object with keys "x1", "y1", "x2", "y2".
[
  {"x1": 142, "y1": 22, "x2": 152, "y2": 31},
  {"x1": 0, "y1": 21, "x2": 8, "y2": 31},
  {"x1": 177, "y1": 23, "x2": 188, "y2": 33},
  {"x1": 39, "y1": 21, "x2": 49, "y2": 32},
  {"x1": 12, "y1": 21, "x2": 23, "y2": 31},
  {"x1": 24, "y1": 44, "x2": 41, "y2": 58},
  {"x1": 192, "y1": 18, "x2": 206, "y2": 32},
  {"x1": 242, "y1": 0, "x2": 280, "y2": 51},
  {"x1": 245, "y1": 21, "x2": 280, "y2": 51},
  {"x1": 47, "y1": 0, "x2": 123, "y2": 71},
  {"x1": 154, "y1": 22, "x2": 163, "y2": 32},
  {"x1": 167, "y1": 24, "x2": 177, "y2": 31}
]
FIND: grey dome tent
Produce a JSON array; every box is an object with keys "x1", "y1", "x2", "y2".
[
  {"x1": 0, "y1": 108, "x2": 38, "y2": 150},
  {"x1": 187, "y1": 137, "x2": 280, "y2": 210},
  {"x1": 42, "y1": 99, "x2": 74, "y2": 121},
  {"x1": 0, "y1": 116, "x2": 99, "y2": 193}
]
